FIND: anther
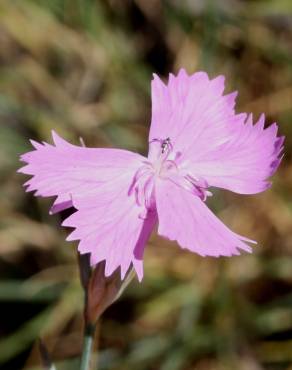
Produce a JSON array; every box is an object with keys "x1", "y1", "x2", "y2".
[{"x1": 161, "y1": 137, "x2": 171, "y2": 154}]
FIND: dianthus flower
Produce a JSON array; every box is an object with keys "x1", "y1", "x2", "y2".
[{"x1": 19, "y1": 69, "x2": 284, "y2": 280}]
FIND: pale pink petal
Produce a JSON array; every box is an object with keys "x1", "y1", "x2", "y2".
[
  {"x1": 18, "y1": 131, "x2": 145, "y2": 212},
  {"x1": 149, "y1": 69, "x2": 236, "y2": 156},
  {"x1": 155, "y1": 178, "x2": 255, "y2": 257},
  {"x1": 19, "y1": 131, "x2": 154, "y2": 278},
  {"x1": 149, "y1": 69, "x2": 283, "y2": 194},
  {"x1": 185, "y1": 114, "x2": 284, "y2": 194},
  {"x1": 62, "y1": 173, "x2": 157, "y2": 280}
]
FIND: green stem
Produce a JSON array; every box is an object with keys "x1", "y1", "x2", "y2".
[{"x1": 80, "y1": 323, "x2": 95, "y2": 370}]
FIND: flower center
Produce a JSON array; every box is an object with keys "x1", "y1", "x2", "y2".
[
  {"x1": 129, "y1": 137, "x2": 212, "y2": 216},
  {"x1": 150, "y1": 138, "x2": 178, "y2": 177}
]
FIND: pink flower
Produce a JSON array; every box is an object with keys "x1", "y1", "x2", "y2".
[{"x1": 19, "y1": 69, "x2": 284, "y2": 281}]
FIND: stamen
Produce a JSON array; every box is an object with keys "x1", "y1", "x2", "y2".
[
  {"x1": 128, "y1": 164, "x2": 152, "y2": 196},
  {"x1": 130, "y1": 136, "x2": 211, "y2": 214},
  {"x1": 129, "y1": 164, "x2": 155, "y2": 211},
  {"x1": 161, "y1": 137, "x2": 172, "y2": 154}
]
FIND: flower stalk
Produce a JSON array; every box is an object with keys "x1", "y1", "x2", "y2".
[
  {"x1": 80, "y1": 323, "x2": 96, "y2": 370},
  {"x1": 78, "y1": 253, "x2": 135, "y2": 370}
]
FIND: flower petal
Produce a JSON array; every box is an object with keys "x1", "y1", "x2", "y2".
[
  {"x1": 185, "y1": 114, "x2": 284, "y2": 194},
  {"x1": 19, "y1": 131, "x2": 154, "y2": 279},
  {"x1": 149, "y1": 69, "x2": 283, "y2": 194},
  {"x1": 63, "y1": 174, "x2": 157, "y2": 280},
  {"x1": 155, "y1": 178, "x2": 255, "y2": 257},
  {"x1": 18, "y1": 131, "x2": 145, "y2": 212},
  {"x1": 149, "y1": 69, "x2": 237, "y2": 156}
]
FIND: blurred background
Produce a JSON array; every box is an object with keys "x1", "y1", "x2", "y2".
[{"x1": 1, "y1": 0, "x2": 292, "y2": 369}]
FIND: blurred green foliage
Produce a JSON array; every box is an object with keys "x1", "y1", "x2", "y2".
[{"x1": 0, "y1": 0, "x2": 292, "y2": 369}]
